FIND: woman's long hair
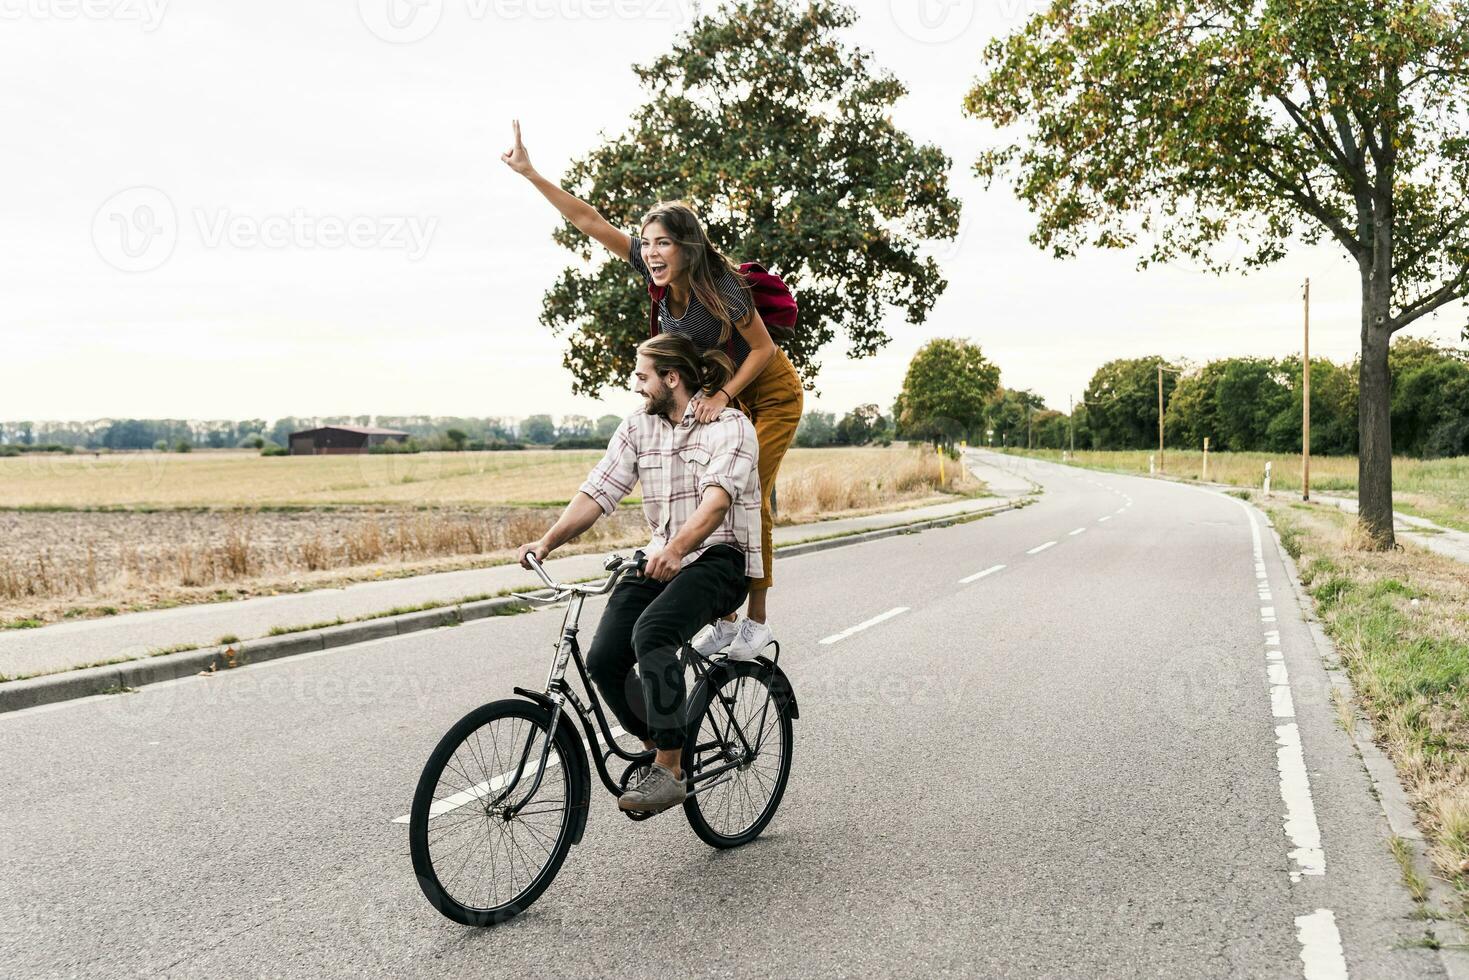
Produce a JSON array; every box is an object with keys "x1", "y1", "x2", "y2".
[
  {"x1": 638, "y1": 333, "x2": 735, "y2": 398},
  {"x1": 639, "y1": 201, "x2": 752, "y2": 345}
]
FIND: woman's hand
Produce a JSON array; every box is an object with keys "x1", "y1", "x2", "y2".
[
  {"x1": 500, "y1": 119, "x2": 534, "y2": 177},
  {"x1": 693, "y1": 389, "x2": 731, "y2": 424}
]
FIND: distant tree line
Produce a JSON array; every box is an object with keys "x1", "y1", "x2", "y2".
[
  {"x1": 793, "y1": 405, "x2": 895, "y2": 449},
  {"x1": 881, "y1": 336, "x2": 1469, "y2": 459},
  {"x1": 0, "y1": 414, "x2": 631, "y2": 452},
  {"x1": 1072, "y1": 339, "x2": 1469, "y2": 458}
]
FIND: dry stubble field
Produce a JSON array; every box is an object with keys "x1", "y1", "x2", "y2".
[{"x1": 0, "y1": 446, "x2": 980, "y2": 626}]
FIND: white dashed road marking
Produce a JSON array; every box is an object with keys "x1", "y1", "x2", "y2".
[
  {"x1": 959, "y1": 564, "x2": 1006, "y2": 584},
  {"x1": 1026, "y1": 541, "x2": 1057, "y2": 555},
  {"x1": 819, "y1": 607, "x2": 910, "y2": 645},
  {"x1": 1295, "y1": 909, "x2": 1349, "y2": 979},
  {"x1": 1068, "y1": 527, "x2": 1086, "y2": 536}
]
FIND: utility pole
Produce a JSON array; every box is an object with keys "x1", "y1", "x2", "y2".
[
  {"x1": 1026, "y1": 403, "x2": 1033, "y2": 450},
  {"x1": 1157, "y1": 363, "x2": 1165, "y2": 472},
  {"x1": 1302, "y1": 278, "x2": 1311, "y2": 502}
]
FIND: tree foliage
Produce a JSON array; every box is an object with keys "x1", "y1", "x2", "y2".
[
  {"x1": 985, "y1": 387, "x2": 1047, "y2": 448},
  {"x1": 896, "y1": 339, "x2": 1001, "y2": 445},
  {"x1": 1082, "y1": 357, "x2": 1179, "y2": 450},
  {"x1": 965, "y1": 0, "x2": 1469, "y2": 544},
  {"x1": 835, "y1": 403, "x2": 890, "y2": 445},
  {"x1": 540, "y1": 0, "x2": 961, "y2": 394},
  {"x1": 795, "y1": 410, "x2": 837, "y2": 448}
]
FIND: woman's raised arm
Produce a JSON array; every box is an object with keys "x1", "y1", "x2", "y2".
[{"x1": 502, "y1": 119, "x2": 631, "y2": 259}]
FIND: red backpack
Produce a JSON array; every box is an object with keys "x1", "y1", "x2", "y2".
[{"x1": 647, "y1": 263, "x2": 799, "y2": 356}]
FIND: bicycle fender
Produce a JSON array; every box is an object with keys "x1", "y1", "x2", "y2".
[
  {"x1": 512, "y1": 687, "x2": 592, "y2": 846},
  {"x1": 706, "y1": 659, "x2": 800, "y2": 721},
  {"x1": 758, "y1": 660, "x2": 799, "y2": 720}
]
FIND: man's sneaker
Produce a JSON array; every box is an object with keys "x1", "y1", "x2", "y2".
[
  {"x1": 617, "y1": 762, "x2": 687, "y2": 814},
  {"x1": 726, "y1": 618, "x2": 773, "y2": 661},
  {"x1": 691, "y1": 618, "x2": 739, "y2": 656}
]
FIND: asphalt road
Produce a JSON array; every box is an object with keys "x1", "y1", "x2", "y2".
[{"x1": 0, "y1": 454, "x2": 1437, "y2": 978}]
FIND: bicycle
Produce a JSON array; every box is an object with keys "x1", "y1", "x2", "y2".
[{"x1": 408, "y1": 550, "x2": 799, "y2": 927}]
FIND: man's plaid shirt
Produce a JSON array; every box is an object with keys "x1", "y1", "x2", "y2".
[{"x1": 578, "y1": 397, "x2": 763, "y2": 579}]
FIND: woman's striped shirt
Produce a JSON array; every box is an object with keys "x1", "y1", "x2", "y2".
[{"x1": 627, "y1": 230, "x2": 753, "y2": 368}]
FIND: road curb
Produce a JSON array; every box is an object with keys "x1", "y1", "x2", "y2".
[
  {"x1": 1258, "y1": 502, "x2": 1469, "y2": 971},
  {"x1": 0, "y1": 595, "x2": 531, "y2": 715},
  {"x1": 0, "y1": 498, "x2": 1030, "y2": 716}
]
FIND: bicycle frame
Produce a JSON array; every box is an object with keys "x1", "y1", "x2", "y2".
[{"x1": 500, "y1": 554, "x2": 774, "y2": 817}]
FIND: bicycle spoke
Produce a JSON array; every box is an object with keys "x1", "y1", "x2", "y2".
[
  {"x1": 687, "y1": 668, "x2": 790, "y2": 840},
  {"x1": 418, "y1": 707, "x2": 572, "y2": 916}
]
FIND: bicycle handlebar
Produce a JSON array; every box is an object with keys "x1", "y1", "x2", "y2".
[
  {"x1": 522, "y1": 550, "x2": 645, "y2": 599},
  {"x1": 525, "y1": 552, "x2": 557, "y2": 589}
]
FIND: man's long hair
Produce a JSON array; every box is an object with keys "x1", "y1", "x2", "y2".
[
  {"x1": 638, "y1": 201, "x2": 752, "y2": 345},
  {"x1": 638, "y1": 333, "x2": 735, "y2": 398}
]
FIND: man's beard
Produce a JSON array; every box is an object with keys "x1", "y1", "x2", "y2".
[{"x1": 642, "y1": 385, "x2": 675, "y2": 417}]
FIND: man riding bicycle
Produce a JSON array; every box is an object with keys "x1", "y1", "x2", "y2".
[{"x1": 517, "y1": 333, "x2": 763, "y2": 814}]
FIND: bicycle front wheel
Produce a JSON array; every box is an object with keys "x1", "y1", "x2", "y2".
[
  {"x1": 408, "y1": 698, "x2": 580, "y2": 926},
  {"x1": 682, "y1": 660, "x2": 794, "y2": 848}
]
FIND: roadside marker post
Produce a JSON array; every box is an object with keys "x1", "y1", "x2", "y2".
[
  {"x1": 1264, "y1": 461, "x2": 1273, "y2": 496},
  {"x1": 1302, "y1": 278, "x2": 1312, "y2": 502},
  {"x1": 1202, "y1": 437, "x2": 1210, "y2": 482},
  {"x1": 1149, "y1": 453, "x2": 1156, "y2": 475}
]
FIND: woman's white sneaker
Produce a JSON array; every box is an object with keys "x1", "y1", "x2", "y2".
[
  {"x1": 726, "y1": 618, "x2": 773, "y2": 661},
  {"x1": 692, "y1": 618, "x2": 739, "y2": 656}
]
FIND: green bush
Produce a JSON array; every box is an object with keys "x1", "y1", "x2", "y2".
[{"x1": 368, "y1": 439, "x2": 422, "y2": 454}]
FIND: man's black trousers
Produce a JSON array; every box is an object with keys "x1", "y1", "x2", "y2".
[{"x1": 585, "y1": 545, "x2": 748, "y2": 751}]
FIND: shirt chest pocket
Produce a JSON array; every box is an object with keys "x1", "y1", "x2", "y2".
[{"x1": 677, "y1": 447, "x2": 711, "y2": 467}]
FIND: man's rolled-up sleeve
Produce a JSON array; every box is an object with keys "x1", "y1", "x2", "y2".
[
  {"x1": 699, "y1": 415, "x2": 757, "y2": 504},
  {"x1": 578, "y1": 420, "x2": 638, "y2": 516}
]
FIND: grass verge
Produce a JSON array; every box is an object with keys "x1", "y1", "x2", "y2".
[{"x1": 1266, "y1": 499, "x2": 1469, "y2": 925}]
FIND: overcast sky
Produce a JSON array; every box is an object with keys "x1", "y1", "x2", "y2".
[{"x1": 3, "y1": 0, "x2": 1463, "y2": 426}]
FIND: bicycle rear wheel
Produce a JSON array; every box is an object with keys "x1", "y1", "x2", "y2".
[
  {"x1": 682, "y1": 660, "x2": 794, "y2": 848},
  {"x1": 409, "y1": 698, "x2": 580, "y2": 926}
]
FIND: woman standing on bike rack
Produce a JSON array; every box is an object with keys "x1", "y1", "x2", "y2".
[{"x1": 502, "y1": 120, "x2": 803, "y2": 661}]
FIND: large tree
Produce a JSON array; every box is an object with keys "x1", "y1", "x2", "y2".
[
  {"x1": 896, "y1": 339, "x2": 1001, "y2": 446},
  {"x1": 966, "y1": 0, "x2": 1469, "y2": 546},
  {"x1": 541, "y1": 0, "x2": 961, "y2": 394}
]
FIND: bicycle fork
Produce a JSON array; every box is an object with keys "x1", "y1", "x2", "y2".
[{"x1": 501, "y1": 604, "x2": 583, "y2": 818}]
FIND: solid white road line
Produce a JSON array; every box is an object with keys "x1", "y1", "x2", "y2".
[
  {"x1": 392, "y1": 724, "x2": 630, "y2": 824},
  {"x1": 959, "y1": 564, "x2": 1005, "y2": 584},
  {"x1": 819, "y1": 607, "x2": 909, "y2": 645},
  {"x1": 1068, "y1": 527, "x2": 1086, "y2": 536},
  {"x1": 1236, "y1": 499, "x2": 1325, "y2": 880},
  {"x1": 1027, "y1": 541, "x2": 1057, "y2": 554}
]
